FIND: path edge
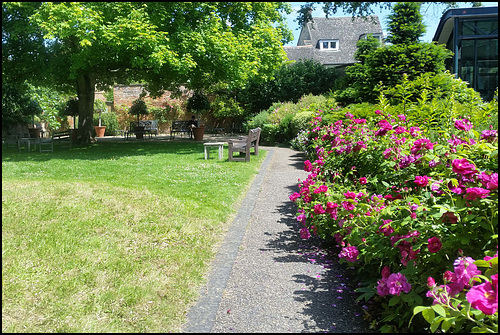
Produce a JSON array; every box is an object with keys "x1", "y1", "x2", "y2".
[{"x1": 182, "y1": 148, "x2": 275, "y2": 333}]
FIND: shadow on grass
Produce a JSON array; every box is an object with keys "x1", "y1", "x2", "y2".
[{"x1": 2, "y1": 140, "x2": 209, "y2": 163}]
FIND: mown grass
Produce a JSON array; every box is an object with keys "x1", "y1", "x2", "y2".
[{"x1": 2, "y1": 140, "x2": 267, "y2": 332}]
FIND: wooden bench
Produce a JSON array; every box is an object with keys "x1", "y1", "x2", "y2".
[
  {"x1": 227, "y1": 127, "x2": 261, "y2": 162},
  {"x1": 125, "y1": 120, "x2": 158, "y2": 140},
  {"x1": 170, "y1": 120, "x2": 193, "y2": 139},
  {"x1": 39, "y1": 129, "x2": 72, "y2": 152}
]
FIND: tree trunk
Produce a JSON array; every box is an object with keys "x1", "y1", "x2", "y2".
[{"x1": 76, "y1": 74, "x2": 96, "y2": 144}]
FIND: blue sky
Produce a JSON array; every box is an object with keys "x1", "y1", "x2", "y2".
[{"x1": 283, "y1": 2, "x2": 498, "y2": 46}]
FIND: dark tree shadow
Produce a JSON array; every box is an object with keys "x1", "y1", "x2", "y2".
[{"x1": 261, "y1": 151, "x2": 374, "y2": 333}]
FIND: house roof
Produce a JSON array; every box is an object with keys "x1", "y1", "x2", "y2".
[{"x1": 284, "y1": 16, "x2": 383, "y2": 67}]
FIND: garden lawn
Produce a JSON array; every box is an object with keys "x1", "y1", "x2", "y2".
[{"x1": 2, "y1": 141, "x2": 267, "y2": 332}]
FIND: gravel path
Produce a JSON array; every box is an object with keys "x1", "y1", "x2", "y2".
[{"x1": 183, "y1": 147, "x2": 372, "y2": 333}]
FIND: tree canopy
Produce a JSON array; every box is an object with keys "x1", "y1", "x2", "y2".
[{"x1": 2, "y1": 2, "x2": 293, "y2": 143}]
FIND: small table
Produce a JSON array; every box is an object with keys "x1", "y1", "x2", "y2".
[
  {"x1": 18, "y1": 137, "x2": 37, "y2": 152},
  {"x1": 203, "y1": 142, "x2": 225, "y2": 160}
]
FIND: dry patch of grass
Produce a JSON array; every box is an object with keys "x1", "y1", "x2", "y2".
[{"x1": 2, "y1": 141, "x2": 266, "y2": 332}]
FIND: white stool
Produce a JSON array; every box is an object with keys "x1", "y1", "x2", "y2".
[{"x1": 203, "y1": 142, "x2": 224, "y2": 160}]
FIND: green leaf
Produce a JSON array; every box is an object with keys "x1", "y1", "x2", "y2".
[
  {"x1": 413, "y1": 306, "x2": 429, "y2": 315},
  {"x1": 389, "y1": 295, "x2": 401, "y2": 306},
  {"x1": 430, "y1": 316, "x2": 443, "y2": 333},
  {"x1": 441, "y1": 317, "x2": 455, "y2": 332},
  {"x1": 432, "y1": 304, "x2": 447, "y2": 317},
  {"x1": 422, "y1": 308, "x2": 435, "y2": 323}
]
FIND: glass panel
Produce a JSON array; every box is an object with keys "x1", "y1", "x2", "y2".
[
  {"x1": 476, "y1": 39, "x2": 498, "y2": 101},
  {"x1": 330, "y1": 41, "x2": 336, "y2": 49},
  {"x1": 459, "y1": 40, "x2": 475, "y2": 87},
  {"x1": 322, "y1": 41, "x2": 328, "y2": 49},
  {"x1": 476, "y1": 19, "x2": 498, "y2": 35}
]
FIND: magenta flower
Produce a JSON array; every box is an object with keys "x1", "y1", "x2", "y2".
[
  {"x1": 381, "y1": 266, "x2": 391, "y2": 279},
  {"x1": 325, "y1": 201, "x2": 338, "y2": 212},
  {"x1": 480, "y1": 129, "x2": 498, "y2": 142},
  {"x1": 379, "y1": 220, "x2": 394, "y2": 237},
  {"x1": 343, "y1": 191, "x2": 357, "y2": 199},
  {"x1": 454, "y1": 257, "x2": 482, "y2": 287},
  {"x1": 339, "y1": 245, "x2": 359, "y2": 262},
  {"x1": 465, "y1": 187, "x2": 490, "y2": 201},
  {"x1": 414, "y1": 175, "x2": 429, "y2": 187},
  {"x1": 410, "y1": 138, "x2": 434, "y2": 154},
  {"x1": 304, "y1": 160, "x2": 313, "y2": 172},
  {"x1": 452, "y1": 158, "x2": 477, "y2": 176},
  {"x1": 314, "y1": 204, "x2": 326, "y2": 215},
  {"x1": 487, "y1": 173, "x2": 498, "y2": 190},
  {"x1": 386, "y1": 273, "x2": 412, "y2": 295},
  {"x1": 289, "y1": 192, "x2": 300, "y2": 202},
  {"x1": 341, "y1": 201, "x2": 356, "y2": 211},
  {"x1": 454, "y1": 118, "x2": 473, "y2": 131},
  {"x1": 359, "y1": 177, "x2": 367, "y2": 185},
  {"x1": 313, "y1": 185, "x2": 328, "y2": 194},
  {"x1": 397, "y1": 114, "x2": 406, "y2": 121},
  {"x1": 427, "y1": 237, "x2": 442, "y2": 253},
  {"x1": 300, "y1": 227, "x2": 311, "y2": 239},
  {"x1": 466, "y1": 274, "x2": 498, "y2": 315}
]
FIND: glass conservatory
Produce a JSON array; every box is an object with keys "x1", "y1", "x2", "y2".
[{"x1": 433, "y1": 6, "x2": 498, "y2": 101}]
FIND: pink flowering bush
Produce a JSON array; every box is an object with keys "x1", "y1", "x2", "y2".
[
  {"x1": 290, "y1": 105, "x2": 497, "y2": 332},
  {"x1": 413, "y1": 252, "x2": 498, "y2": 332}
]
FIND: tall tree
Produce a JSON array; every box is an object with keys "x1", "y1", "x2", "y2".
[
  {"x1": 3, "y1": 2, "x2": 293, "y2": 144},
  {"x1": 385, "y1": 2, "x2": 426, "y2": 45}
]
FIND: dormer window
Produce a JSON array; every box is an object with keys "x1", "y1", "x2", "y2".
[
  {"x1": 319, "y1": 39, "x2": 339, "y2": 51},
  {"x1": 360, "y1": 33, "x2": 383, "y2": 43}
]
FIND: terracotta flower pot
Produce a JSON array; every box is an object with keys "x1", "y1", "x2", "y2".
[
  {"x1": 94, "y1": 126, "x2": 106, "y2": 137},
  {"x1": 193, "y1": 125, "x2": 205, "y2": 141}
]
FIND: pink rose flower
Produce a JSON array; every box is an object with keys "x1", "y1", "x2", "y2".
[
  {"x1": 359, "y1": 177, "x2": 367, "y2": 185},
  {"x1": 465, "y1": 187, "x2": 490, "y2": 201},
  {"x1": 313, "y1": 185, "x2": 328, "y2": 194},
  {"x1": 452, "y1": 158, "x2": 477, "y2": 176},
  {"x1": 427, "y1": 237, "x2": 442, "y2": 253},
  {"x1": 386, "y1": 273, "x2": 412, "y2": 296},
  {"x1": 466, "y1": 274, "x2": 498, "y2": 315},
  {"x1": 414, "y1": 175, "x2": 429, "y2": 187},
  {"x1": 454, "y1": 256, "x2": 481, "y2": 287},
  {"x1": 304, "y1": 160, "x2": 313, "y2": 172},
  {"x1": 339, "y1": 245, "x2": 359, "y2": 262},
  {"x1": 300, "y1": 227, "x2": 311, "y2": 239},
  {"x1": 289, "y1": 192, "x2": 300, "y2": 202},
  {"x1": 341, "y1": 201, "x2": 356, "y2": 211},
  {"x1": 454, "y1": 118, "x2": 473, "y2": 131},
  {"x1": 314, "y1": 204, "x2": 326, "y2": 214},
  {"x1": 427, "y1": 277, "x2": 436, "y2": 288}
]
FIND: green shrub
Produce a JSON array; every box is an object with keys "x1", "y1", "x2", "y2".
[{"x1": 291, "y1": 111, "x2": 315, "y2": 135}]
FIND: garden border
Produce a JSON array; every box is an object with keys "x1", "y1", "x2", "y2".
[{"x1": 183, "y1": 148, "x2": 274, "y2": 332}]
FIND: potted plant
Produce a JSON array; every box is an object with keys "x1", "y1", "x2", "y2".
[
  {"x1": 186, "y1": 90, "x2": 211, "y2": 141},
  {"x1": 128, "y1": 98, "x2": 149, "y2": 139},
  {"x1": 93, "y1": 99, "x2": 107, "y2": 137}
]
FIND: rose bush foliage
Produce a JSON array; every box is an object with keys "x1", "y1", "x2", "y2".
[{"x1": 290, "y1": 106, "x2": 497, "y2": 332}]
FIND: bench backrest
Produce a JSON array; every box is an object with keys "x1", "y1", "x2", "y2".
[
  {"x1": 247, "y1": 127, "x2": 261, "y2": 146},
  {"x1": 138, "y1": 120, "x2": 158, "y2": 130},
  {"x1": 172, "y1": 120, "x2": 191, "y2": 131}
]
